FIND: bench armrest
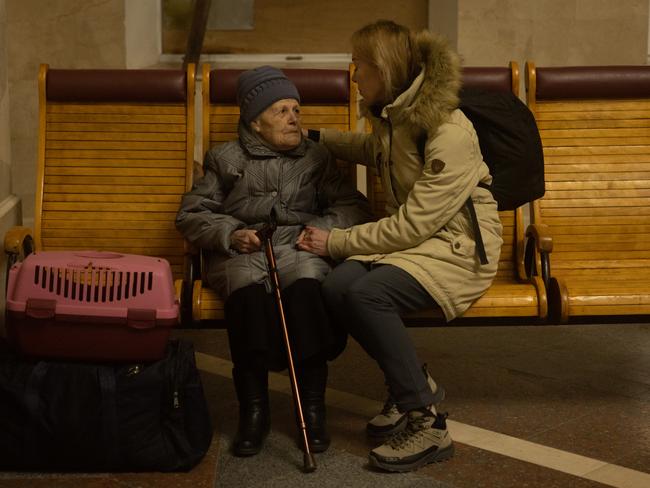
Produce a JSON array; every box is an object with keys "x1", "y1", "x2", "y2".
[
  {"x1": 524, "y1": 223, "x2": 552, "y2": 289},
  {"x1": 4, "y1": 226, "x2": 35, "y2": 294},
  {"x1": 526, "y1": 223, "x2": 552, "y2": 253},
  {"x1": 4, "y1": 226, "x2": 34, "y2": 256},
  {"x1": 192, "y1": 279, "x2": 204, "y2": 323}
]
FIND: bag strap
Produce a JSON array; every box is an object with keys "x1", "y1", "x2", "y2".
[
  {"x1": 167, "y1": 340, "x2": 195, "y2": 465},
  {"x1": 98, "y1": 366, "x2": 119, "y2": 470},
  {"x1": 23, "y1": 361, "x2": 50, "y2": 460}
]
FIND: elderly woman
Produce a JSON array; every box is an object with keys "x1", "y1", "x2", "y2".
[{"x1": 176, "y1": 66, "x2": 372, "y2": 457}]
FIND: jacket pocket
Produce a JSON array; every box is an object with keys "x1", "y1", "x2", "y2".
[{"x1": 450, "y1": 234, "x2": 475, "y2": 257}]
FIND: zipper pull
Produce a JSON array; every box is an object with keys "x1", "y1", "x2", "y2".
[
  {"x1": 173, "y1": 390, "x2": 180, "y2": 409},
  {"x1": 126, "y1": 365, "x2": 141, "y2": 377}
]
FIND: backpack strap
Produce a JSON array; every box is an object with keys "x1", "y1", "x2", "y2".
[{"x1": 465, "y1": 195, "x2": 488, "y2": 265}]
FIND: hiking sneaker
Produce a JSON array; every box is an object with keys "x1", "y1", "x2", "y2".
[
  {"x1": 366, "y1": 364, "x2": 445, "y2": 439},
  {"x1": 368, "y1": 409, "x2": 454, "y2": 472}
]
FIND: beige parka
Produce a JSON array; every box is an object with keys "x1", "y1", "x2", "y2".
[{"x1": 319, "y1": 32, "x2": 503, "y2": 320}]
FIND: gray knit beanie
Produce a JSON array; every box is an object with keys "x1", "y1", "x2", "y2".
[{"x1": 236, "y1": 66, "x2": 300, "y2": 124}]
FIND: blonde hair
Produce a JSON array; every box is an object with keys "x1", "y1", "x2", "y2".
[{"x1": 351, "y1": 20, "x2": 422, "y2": 105}]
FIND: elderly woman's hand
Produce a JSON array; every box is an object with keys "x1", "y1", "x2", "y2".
[
  {"x1": 296, "y1": 226, "x2": 330, "y2": 256},
  {"x1": 230, "y1": 229, "x2": 262, "y2": 253}
]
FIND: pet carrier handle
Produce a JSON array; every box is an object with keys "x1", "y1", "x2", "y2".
[
  {"x1": 25, "y1": 298, "x2": 57, "y2": 319},
  {"x1": 126, "y1": 308, "x2": 157, "y2": 329}
]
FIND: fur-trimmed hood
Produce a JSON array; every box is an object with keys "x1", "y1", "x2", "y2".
[{"x1": 365, "y1": 31, "x2": 461, "y2": 137}]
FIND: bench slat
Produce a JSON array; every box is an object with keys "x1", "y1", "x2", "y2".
[
  {"x1": 48, "y1": 103, "x2": 186, "y2": 114},
  {"x1": 47, "y1": 131, "x2": 186, "y2": 142},
  {"x1": 534, "y1": 99, "x2": 650, "y2": 111},
  {"x1": 538, "y1": 119, "x2": 650, "y2": 129},
  {"x1": 43, "y1": 184, "x2": 185, "y2": 195}
]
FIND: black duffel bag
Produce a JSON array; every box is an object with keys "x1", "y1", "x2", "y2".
[{"x1": 0, "y1": 338, "x2": 213, "y2": 472}]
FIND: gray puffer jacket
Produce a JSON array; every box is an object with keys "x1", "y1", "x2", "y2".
[{"x1": 176, "y1": 123, "x2": 373, "y2": 299}]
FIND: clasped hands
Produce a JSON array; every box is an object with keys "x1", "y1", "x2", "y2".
[
  {"x1": 229, "y1": 226, "x2": 330, "y2": 256},
  {"x1": 296, "y1": 226, "x2": 330, "y2": 256}
]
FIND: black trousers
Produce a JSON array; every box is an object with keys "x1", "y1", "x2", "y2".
[{"x1": 225, "y1": 278, "x2": 345, "y2": 372}]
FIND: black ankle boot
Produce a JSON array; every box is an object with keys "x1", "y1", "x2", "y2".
[
  {"x1": 298, "y1": 362, "x2": 330, "y2": 453},
  {"x1": 232, "y1": 367, "x2": 271, "y2": 456}
]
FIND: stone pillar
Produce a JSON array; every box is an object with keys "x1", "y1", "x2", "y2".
[
  {"x1": 428, "y1": 0, "x2": 459, "y2": 51},
  {"x1": 0, "y1": 0, "x2": 20, "y2": 328}
]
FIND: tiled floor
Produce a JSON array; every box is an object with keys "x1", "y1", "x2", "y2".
[{"x1": 1, "y1": 323, "x2": 648, "y2": 487}]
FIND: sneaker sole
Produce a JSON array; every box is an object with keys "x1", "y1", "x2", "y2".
[
  {"x1": 368, "y1": 442, "x2": 455, "y2": 472},
  {"x1": 366, "y1": 387, "x2": 447, "y2": 440}
]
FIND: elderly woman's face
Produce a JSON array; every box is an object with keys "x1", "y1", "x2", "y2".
[{"x1": 251, "y1": 98, "x2": 302, "y2": 151}]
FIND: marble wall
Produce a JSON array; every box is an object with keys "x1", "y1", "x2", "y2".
[
  {"x1": 0, "y1": 0, "x2": 10, "y2": 201},
  {"x1": 456, "y1": 0, "x2": 648, "y2": 67}
]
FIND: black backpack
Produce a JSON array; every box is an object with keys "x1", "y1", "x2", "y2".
[
  {"x1": 459, "y1": 88, "x2": 545, "y2": 211},
  {"x1": 440, "y1": 89, "x2": 545, "y2": 264}
]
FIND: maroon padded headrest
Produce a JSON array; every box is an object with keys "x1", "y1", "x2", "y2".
[
  {"x1": 46, "y1": 69, "x2": 187, "y2": 103},
  {"x1": 209, "y1": 69, "x2": 349, "y2": 104},
  {"x1": 461, "y1": 67, "x2": 513, "y2": 93},
  {"x1": 536, "y1": 66, "x2": 650, "y2": 100}
]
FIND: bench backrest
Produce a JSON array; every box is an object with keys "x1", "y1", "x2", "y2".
[
  {"x1": 526, "y1": 63, "x2": 650, "y2": 277},
  {"x1": 35, "y1": 64, "x2": 195, "y2": 280},
  {"x1": 202, "y1": 64, "x2": 358, "y2": 182}
]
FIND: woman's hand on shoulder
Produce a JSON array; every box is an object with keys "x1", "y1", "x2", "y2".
[
  {"x1": 230, "y1": 229, "x2": 261, "y2": 253},
  {"x1": 296, "y1": 226, "x2": 330, "y2": 256}
]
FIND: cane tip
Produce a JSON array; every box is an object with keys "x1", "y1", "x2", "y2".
[{"x1": 303, "y1": 452, "x2": 317, "y2": 473}]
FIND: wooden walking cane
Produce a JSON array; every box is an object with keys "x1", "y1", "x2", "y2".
[{"x1": 256, "y1": 210, "x2": 317, "y2": 473}]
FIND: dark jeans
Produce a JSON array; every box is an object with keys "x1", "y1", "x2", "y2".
[{"x1": 322, "y1": 260, "x2": 438, "y2": 412}]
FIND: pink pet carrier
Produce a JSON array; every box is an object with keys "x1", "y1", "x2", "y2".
[{"x1": 5, "y1": 251, "x2": 179, "y2": 362}]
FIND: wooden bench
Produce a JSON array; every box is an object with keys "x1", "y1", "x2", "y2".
[
  {"x1": 526, "y1": 63, "x2": 650, "y2": 323},
  {"x1": 4, "y1": 64, "x2": 196, "y2": 306},
  {"x1": 191, "y1": 65, "x2": 359, "y2": 323},
  {"x1": 191, "y1": 62, "x2": 549, "y2": 326}
]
